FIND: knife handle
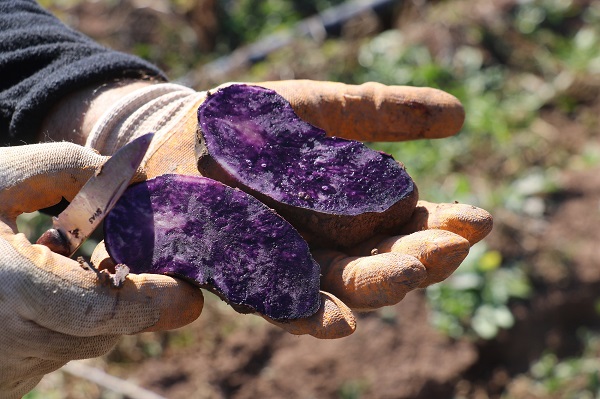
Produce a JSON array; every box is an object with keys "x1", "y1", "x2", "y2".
[{"x1": 36, "y1": 229, "x2": 71, "y2": 257}]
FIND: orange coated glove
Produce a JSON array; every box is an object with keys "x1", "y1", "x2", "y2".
[
  {"x1": 85, "y1": 80, "x2": 493, "y2": 339},
  {"x1": 0, "y1": 143, "x2": 203, "y2": 399}
]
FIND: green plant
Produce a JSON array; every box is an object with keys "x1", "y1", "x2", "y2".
[
  {"x1": 503, "y1": 329, "x2": 600, "y2": 399},
  {"x1": 215, "y1": 0, "x2": 346, "y2": 53},
  {"x1": 426, "y1": 244, "x2": 531, "y2": 339},
  {"x1": 338, "y1": 378, "x2": 370, "y2": 399}
]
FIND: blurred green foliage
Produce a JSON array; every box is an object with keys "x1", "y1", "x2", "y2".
[
  {"x1": 216, "y1": 0, "x2": 346, "y2": 52},
  {"x1": 337, "y1": 378, "x2": 370, "y2": 399},
  {"x1": 427, "y1": 244, "x2": 531, "y2": 339},
  {"x1": 16, "y1": 212, "x2": 52, "y2": 243},
  {"x1": 502, "y1": 329, "x2": 600, "y2": 399}
]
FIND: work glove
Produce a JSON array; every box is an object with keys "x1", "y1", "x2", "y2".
[
  {"x1": 0, "y1": 143, "x2": 204, "y2": 399},
  {"x1": 85, "y1": 80, "x2": 493, "y2": 339}
]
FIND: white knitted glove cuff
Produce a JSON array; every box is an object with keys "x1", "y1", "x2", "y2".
[{"x1": 85, "y1": 83, "x2": 206, "y2": 155}]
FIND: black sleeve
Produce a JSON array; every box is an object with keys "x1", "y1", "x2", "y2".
[{"x1": 0, "y1": 0, "x2": 167, "y2": 146}]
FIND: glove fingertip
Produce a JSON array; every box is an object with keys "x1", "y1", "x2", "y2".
[
  {"x1": 133, "y1": 274, "x2": 204, "y2": 333},
  {"x1": 266, "y1": 292, "x2": 356, "y2": 339},
  {"x1": 400, "y1": 201, "x2": 493, "y2": 245},
  {"x1": 90, "y1": 240, "x2": 116, "y2": 271},
  {"x1": 91, "y1": 241, "x2": 203, "y2": 332},
  {"x1": 322, "y1": 252, "x2": 425, "y2": 311},
  {"x1": 379, "y1": 229, "x2": 470, "y2": 288}
]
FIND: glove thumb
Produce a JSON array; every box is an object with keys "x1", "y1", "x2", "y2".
[{"x1": 0, "y1": 142, "x2": 108, "y2": 226}]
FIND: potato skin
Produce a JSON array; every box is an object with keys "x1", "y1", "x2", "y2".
[{"x1": 286, "y1": 183, "x2": 419, "y2": 249}]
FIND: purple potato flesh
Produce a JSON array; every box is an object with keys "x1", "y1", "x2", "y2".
[
  {"x1": 104, "y1": 174, "x2": 321, "y2": 320},
  {"x1": 196, "y1": 84, "x2": 418, "y2": 248}
]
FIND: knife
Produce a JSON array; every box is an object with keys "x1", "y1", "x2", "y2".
[{"x1": 36, "y1": 133, "x2": 154, "y2": 257}]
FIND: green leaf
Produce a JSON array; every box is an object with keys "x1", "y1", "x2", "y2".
[{"x1": 478, "y1": 250, "x2": 502, "y2": 272}]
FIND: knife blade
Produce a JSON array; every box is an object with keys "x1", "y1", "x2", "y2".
[{"x1": 36, "y1": 133, "x2": 154, "y2": 257}]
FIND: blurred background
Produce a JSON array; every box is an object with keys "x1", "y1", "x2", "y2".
[{"x1": 20, "y1": 0, "x2": 600, "y2": 398}]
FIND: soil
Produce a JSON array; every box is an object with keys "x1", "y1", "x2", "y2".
[{"x1": 127, "y1": 292, "x2": 478, "y2": 399}]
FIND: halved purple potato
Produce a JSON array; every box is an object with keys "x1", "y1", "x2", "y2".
[
  {"x1": 104, "y1": 174, "x2": 321, "y2": 320},
  {"x1": 196, "y1": 84, "x2": 418, "y2": 248}
]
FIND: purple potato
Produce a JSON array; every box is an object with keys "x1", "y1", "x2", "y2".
[
  {"x1": 104, "y1": 174, "x2": 321, "y2": 320},
  {"x1": 196, "y1": 84, "x2": 418, "y2": 248}
]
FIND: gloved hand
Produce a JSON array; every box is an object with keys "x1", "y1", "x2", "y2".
[
  {"x1": 0, "y1": 143, "x2": 203, "y2": 399},
  {"x1": 84, "y1": 80, "x2": 493, "y2": 339}
]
